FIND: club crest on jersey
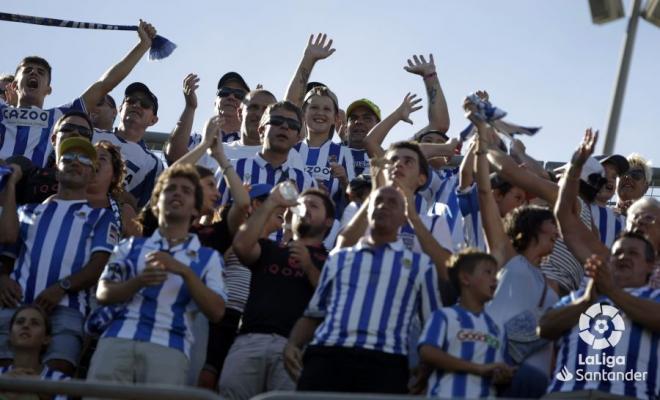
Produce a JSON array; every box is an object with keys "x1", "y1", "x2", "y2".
[
  {"x1": 75, "y1": 211, "x2": 88, "y2": 219},
  {"x1": 2, "y1": 107, "x2": 49, "y2": 127}
]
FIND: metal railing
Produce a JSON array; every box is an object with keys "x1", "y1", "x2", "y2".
[{"x1": 0, "y1": 376, "x2": 219, "y2": 400}]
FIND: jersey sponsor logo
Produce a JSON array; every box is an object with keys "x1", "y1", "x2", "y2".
[
  {"x1": 3, "y1": 107, "x2": 49, "y2": 127},
  {"x1": 305, "y1": 165, "x2": 331, "y2": 180},
  {"x1": 456, "y1": 329, "x2": 500, "y2": 348}
]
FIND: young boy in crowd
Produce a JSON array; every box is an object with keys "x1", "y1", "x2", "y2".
[{"x1": 418, "y1": 249, "x2": 514, "y2": 398}]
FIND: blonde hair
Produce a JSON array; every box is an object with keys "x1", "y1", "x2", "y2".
[{"x1": 627, "y1": 153, "x2": 653, "y2": 184}]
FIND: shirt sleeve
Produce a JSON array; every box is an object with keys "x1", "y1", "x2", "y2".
[
  {"x1": 58, "y1": 97, "x2": 87, "y2": 114},
  {"x1": 304, "y1": 253, "x2": 338, "y2": 319},
  {"x1": 201, "y1": 250, "x2": 228, "y2": 301},
  {"x1": 91, "y1": 209, "x2": 120, "y2": 254},
  {"x1": 418, "y1": 309, "x2": 448, "y2": 350},
  {"x1": 99, "y1": 238, "x2": 134, "y2": 282},
  {"x1": 418, "y1": 256, "x2": 443, "y2": 323}
]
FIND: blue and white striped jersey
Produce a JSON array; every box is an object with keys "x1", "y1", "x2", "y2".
[
  {"x1": 399, "y1": 213, "x2": 457, "y2": 254},
  {"x1": 547, "y1": 286, "x2": 660, "y2": 400},
  {"x1": 0, "y1": 98, "x2": 86, "y2": 167},
  {"x1": 99, "y1": 231, "x2": 226, "y2": 358},
  {"x1": 215, "y1": 154, "x2": 315, "y2": 205},
  {"x1": 93, "y1": 130, "x2": 165, "y2": 208},
  {"x1": 305, "y1": 239, "x2": 442, "y2": 355},
  {"x1": 418, "y1": 168, "x2": 459, "y2": 217},
  {"x1": 348, "y1": 147, "x2": 370, "y2": 176},
  {"x1": 457, "y1": 184, "x2": 486, "y2": 252},
  {"x1": 0, "y1": 365, "x2": 70, "y2": 400},
  {"x1": 294, "y1": 140, "x2": 355, "y2": 217},
  {"x1": 419, "y1": 305, "x2": 505, "y2": 399},
  {"x1": 8, "y1": 199, "x2": 118, "y2": 315},
  {"x1": 589, "y1": 204, "x2": 626, "y2": 249}
]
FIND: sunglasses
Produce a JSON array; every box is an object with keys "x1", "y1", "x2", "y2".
[
  {"x1": 58, "y1": 123, "x2": 92, "y2": 139},
  {"x1": 124, "y1": 96, "x2": 154, "y2": 110},
  {"x1": 217, "y1": 87, "x2": 246, "y2": 100},
  {"x1": 267, "y1": 115, "x2": 302, "y2": 132},
  {"x1": 623, "y1": 169, "x2": 646, "y2": 182},
  {"x1": 59, "y1": 152, "x2": 94, "y2": 167}
]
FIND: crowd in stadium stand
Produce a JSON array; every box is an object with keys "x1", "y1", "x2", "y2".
[{"x1": 0, "y1": 21, "x2": 658, "y2": 400}]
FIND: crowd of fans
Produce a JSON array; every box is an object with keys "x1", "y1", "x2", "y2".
[{"x1": 0, "y1": 20, "x2": 658, "y2": 400}]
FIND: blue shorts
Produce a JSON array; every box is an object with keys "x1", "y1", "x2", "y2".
[{"x1": 0, "y1": 306, "x2": 84, "y2": 366}]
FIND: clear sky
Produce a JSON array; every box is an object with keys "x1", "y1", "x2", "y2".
[{"x1": 2, "y1": 0, "x2": 658, "y2": 165}]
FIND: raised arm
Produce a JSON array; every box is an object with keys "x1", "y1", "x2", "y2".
[
  {"x1": 487, "y1": 147, "x2": 559, "y2": 205},
  {"x1": 473, "y1": 117, "x2": 516, "y2": 268},
  {"x1": 363, "y1": 93, "x2": 422, "y2": 158},
  {"x1": 458, "y1": 140, "x2": 477, "y2": 190},
  {"x1": 233, "y1": 183, "x2": 297, "y2": 266},
  {"x1": 418, "y1": 138, "x2": 459, "y2": 160},
  {"x1": 81, "y1": 20, "x2": 156, "y2": 110},
  {"x1": 284, "y1": 33, "x2": 336, "y2": 107},
  {"x1": 555, "y1": 129, "x2": 609, "y2": 263},
  {"x1": 539, "y1": 276, "x2": 596, "y2": 340},
  {"x1": 171, "y1": 115, "x2": 220, "y2": 167},
  {"x1": 165, "y1": 74, "x2": 200, "y2": 164},
  {"x1": 404, "y1": 54, "x2": 450, "y2": 134},
  {"x1": 509, "y1": 138, "x2": 552, "y2": 180}
]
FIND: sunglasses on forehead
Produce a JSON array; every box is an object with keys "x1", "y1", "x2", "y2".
[
  {"x1": 267, "y1": 115, "x2": 301, "y2": 132},
  {"x1": 217, "y1": 87, "x2": 246, "y2": 100},
  {"x1": 124, "y1": 96, "x2": 154, "y2": 109},
  {"x1": 59, "y1": 152, "x2": 94, "y2": 167},
  {"x1": 58, "y1": 123, "x2": 92, "y2": 139},
  {"x1": 623, "y1": 169, "x2": 646, "y2": 182}
]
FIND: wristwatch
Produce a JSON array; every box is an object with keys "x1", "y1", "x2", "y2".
[{"x1": 57, "y1": 278, "x2": 72, "y2": 292}]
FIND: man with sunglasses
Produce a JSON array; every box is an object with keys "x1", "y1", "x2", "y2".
[
  {"x1": 89, "y1": 94, "x2": 118, "y2": 132},
  {"x1": 92, "y1": 82, "x2": 165, "y2": 208},
  {"x1": 0, "y1": 136, "x2": 118, "y2": 376},
  {"x1": 0, "y1": 20, "x2": 158, "y2": 168},
  {"x1": 215, "y1": 101, "x2": 315, "y2": 205}
]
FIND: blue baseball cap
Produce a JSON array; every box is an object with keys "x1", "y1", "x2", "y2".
[{"x1": 249, "y1": 183, "x2": 273, "y2": 199}]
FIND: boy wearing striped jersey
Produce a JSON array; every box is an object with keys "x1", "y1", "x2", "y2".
[
  {"x1": 88, "y1": 164, "x2": 226, "y2": 386},
  {"x1": 0, "y1": 137, "x2": 118, "y2": 375},
  {"x1": 285, "y1": 185, "x2": 442, "y2": 394},
  {"x1": 419, "y1": 249, "x2": 514, "y2": 399},
  {"x1": 215, "y1": 101, "x2": 315, "y2": 205},
  {"x1": 0, "y1": 21, "x2": 158, "y2": 168}
]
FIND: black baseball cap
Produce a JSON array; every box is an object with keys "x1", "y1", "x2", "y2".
[
  {"x1": 217, "y1": 72, "x2": 250, "y2": 92},
  {"x1": 596, "y1": 154, "x2": 629, "y2": 175},
  {"x1": 124, "y1": 82, "x2": 158, "y2": 115}
]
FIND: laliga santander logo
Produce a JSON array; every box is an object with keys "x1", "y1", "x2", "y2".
[{"x1": 578, "y1": 303, "x2": 625, "y2": 350}]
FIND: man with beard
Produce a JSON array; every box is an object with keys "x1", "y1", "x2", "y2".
[
  {"x1": 541, "y1": 131, "x2": 659, "y2": 399},
  {"x1": 284, "y1": 185, "x2": 442, "y2": 394},
  {"x1": 218, "y1": 184, "x2": 334, "y2": 400}
]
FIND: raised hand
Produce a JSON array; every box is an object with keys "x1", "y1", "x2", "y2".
[
  {"x1": 583, "y1": 253, "x2": 615, "y2": 295},
  {"x1": 571, "y1": 128, "x2": 598, "y2": 167},
  {"x1": 404, "y1": 54, "x2": 436, "y2": 77},
  {"x1": 397, "y1": 93, "x2": 423, "y2": 124},
  {"x1": 203, "y1": 115, "x2": 224, "y2": 148},
  {"x1": 304, "y1": 33, "x2": 336, "y2": 61},
  {"x1": 183, "y1": 73, "x2": 200, "y2": 109},
  {"x1": 137, "y1": 19, "x2": 157, "y2": 48}
]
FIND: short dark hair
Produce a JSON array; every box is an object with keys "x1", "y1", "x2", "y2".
[
  {"x1": 195, "y1": 165, "x2": 214, "y2": 180},
  {"x1": 504, "y1": 205, "x2": 555, "y2": 253},
  {"x1": 0, "y1": 74, "x2": 14, "y2": 84},
  {"x1": 386, "y1": 141, "x2": 430, "y2": 180},
  {"x1": 447, "y1": 248, "x2": 498, "y2": 296},
  {"x1": 53, "y1": 110, "x2": 94, "y2": 140},
  {"x1": 150, "y1": 164, "x2": 203, "y2": 217},
  {"x1": 490, "y1": 173, "x2": 514, "y2": 196},
  {"x1": 615, "y1": 231, "x2": 656, "y2": 264},
  {"x1": 301, "y1": 188, "x2": 335, "y2": 220},
  {"x1": 16, "y1": 56, "x2": 52, "y2": 84},
  {"x1": 259, "y1": 101, "x2": 303, "y2": 130}
]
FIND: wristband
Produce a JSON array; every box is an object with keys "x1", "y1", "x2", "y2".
[{"x1": 220, "y1": 164, "x2": 233, "y2": 173}]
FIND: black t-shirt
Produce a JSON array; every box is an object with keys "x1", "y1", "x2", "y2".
[
  {"x1": 240, "y1": 239, "x2": 328, "y2": 337},
  {"x1": 16, "y1": 166, "x2": 58, "y2": 205},
  {"x1": 191, "y1": 219, "x2": 232, "y2": 256}
]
